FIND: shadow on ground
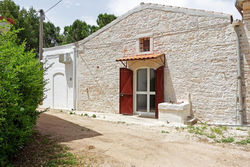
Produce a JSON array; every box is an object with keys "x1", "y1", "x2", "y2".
[{"x1": 36, "y1": 113, "x2": 102, "y2": 142}]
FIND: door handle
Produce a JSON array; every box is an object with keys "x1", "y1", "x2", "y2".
[{"x1": 120, "y1": 94, "x2": 124, "y2": 97}]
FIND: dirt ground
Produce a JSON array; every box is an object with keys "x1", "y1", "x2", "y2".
[{"x1": 36, "y1": 111, "x2": 250, "y2": 167}]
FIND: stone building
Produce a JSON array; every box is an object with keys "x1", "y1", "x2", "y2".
[{"x1": 42, "y1": 1, "x2": 250, "y2": 125}]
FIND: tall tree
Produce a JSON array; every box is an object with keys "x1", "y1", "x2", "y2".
[
  {"x1": 0, "y1": 0, "x2": 62, "y2": 52},
  {"x1": 96, "y1": 13, "x2": 117, "y2": 28},
  {"x1": 43, "y1": 22, "x2": 63, "y2": 47},
  {"x1": 62, "y1": 19, "x2": 91, "y2": 44}
]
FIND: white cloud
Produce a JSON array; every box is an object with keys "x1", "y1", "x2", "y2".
[
  {"x1": 82, "y1": 16, "x2": 97, "y2": 26},
  {"x1": 107, "y1": 0, "x2": 241, "y2": 19}
]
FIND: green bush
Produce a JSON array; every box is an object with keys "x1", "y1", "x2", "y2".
[{"x1": 0, "y1": 29, "x2": 44, "y2": 165}]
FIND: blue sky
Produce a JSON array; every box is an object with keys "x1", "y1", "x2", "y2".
[{"x1": 13, "y1": 0, "x2": 241, "y2": 31}]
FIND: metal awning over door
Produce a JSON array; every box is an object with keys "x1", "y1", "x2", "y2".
[{"x1": 116, "y1": 53, "x2": 165, "y2": 67}]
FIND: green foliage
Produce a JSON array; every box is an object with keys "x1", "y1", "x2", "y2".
[
  {"x1": 187, "y1": 124, "x2": 207, "y2": 135},
  {"x1": 92, "y1": 114, "x2": 96, "y2": 118},
  {"x1": 221, "y1": 137, "x2": 234, "y2": 143},
  {"x1": 206, "y1": 133, "x2": 216, "y2": 139},
  {"x1": 210, "y1": 127, "x2": 223, "y2": 135},
  {"x1": 62, "y1": 19, "x2": 91, "y2": 44},
  {"x1": 161, "y1": 130, "x2": 169, "y2": 134},
  {"x1": 44, "y1": 22, "x2": 63, "y2": 48},
  {"x1": 236, "y1": 127, "x2": 247, "y2": 131},
  {"x1": 96, "y1": 13, "x2": 117, "y2": 28},
  {"x1": 1, "y1": 1, "x2": 118, "y2": 49},
  {"x1": 62, "y1": 13, "x2": 117, "y2": 44},
  {"x1": 0, "y1": 0, "x2": 62, "y2": 53},
  {"x1": 0, "y1": 29, "x2": 44, "y2": 165}
]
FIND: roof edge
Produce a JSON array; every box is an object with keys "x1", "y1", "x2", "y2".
[
  {"x1": 77, "y1": 3, "x2": 232, "y2": 45},
  {"x1": 43, "y1": 3, "x2": 233, "y2": 50},
  {"x1": 43, "y1": 42, "x2": 76, "y2": 52}
]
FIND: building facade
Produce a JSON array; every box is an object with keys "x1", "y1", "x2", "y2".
[{"x1": 42, "y1": 2, "x2": 250, "y2": 125}]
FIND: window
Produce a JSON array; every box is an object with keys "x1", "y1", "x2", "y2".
[{"x1": 139, "y1": 37, "x2": 150, "y2": 52}]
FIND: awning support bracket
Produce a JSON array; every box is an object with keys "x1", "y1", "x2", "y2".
[
  {"x1": 160, "y1": 55, "x2": 165, "y2": 66},
  {"x1": 120, "y1": 61, "x2": 127, "y2": 68}
]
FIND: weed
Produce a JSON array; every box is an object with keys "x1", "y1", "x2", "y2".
[
  {"x1": 117, "y1": 121, "x2": 126, "y2": 124},
  {"x1": 60, "y1": 110, "x2": 63, "y2": 112},
  {"x1": 70, "y1": 112, "x2": 73, "y2": 115},
  {"x1": 175, "y1": 127, "x2": 180, "y2": 131},
  {"x1": 188, "y1": 125, "x2": 205, "y2": 135},
  {"x1": 161, "y1": 130, "x2": 169, "y2": 134},
  {"x1": 210, "y1": 127, "x2": 223, "y2": 135},
  {"x1": 219, "y1": 126, "x2": 227, "y2": 131},
  {"x1": 206, "y1": 133, "x2": 216, "y2": 139},
  {"x1": 215, "y1": 139, "x2": 222, "y2": 143},
  {"x1": 246, "y1": 138, "x2": 250, "y2": 143},
  {"x1": 80, "y1": 113, "x2": 83, "y2": 116},
  {"x1": 236, "y1": 127, "x2": 247, "y2": 131},
  {"x1": 84, "y1": 113, "x2": 88, "y2": 117},
  {"x1": 92, "y1": 114, "x2": 96, "y2": 118},
  {"x1": 236, "y1": 140, "x2": 247, "y2": 145},
  {"x1": 221, "y1": 137, "x2": 234, "y2": 143}
]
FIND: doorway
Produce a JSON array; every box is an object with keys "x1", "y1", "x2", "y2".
[{"x1": 135, "y1": 68, "x2": 156, "y2": 116}]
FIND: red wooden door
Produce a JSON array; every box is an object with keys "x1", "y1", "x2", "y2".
[
  {"x1": 155, "y1": 66, "x2": 164, "y2": 118},
  {"x1": 120, "y1": 68, "x2": 133, "y2": 115}
]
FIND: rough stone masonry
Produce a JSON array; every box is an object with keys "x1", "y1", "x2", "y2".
[{"x1": 76, "y1": 3, "x2": 241, "y2": 124}]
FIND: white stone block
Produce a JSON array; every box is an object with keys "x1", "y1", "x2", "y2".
[{"x1": 158, "y1": 101, "x2": 190, "y2": 124}]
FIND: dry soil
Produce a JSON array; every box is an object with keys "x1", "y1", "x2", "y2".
[{"x1": 36, "y1": 111, "x2": 250, "y2": 167}]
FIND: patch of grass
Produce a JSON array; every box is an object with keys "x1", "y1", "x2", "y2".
[
  {"x1": 236, "y1": 140, "x2": 248, "y2": 145},
  {"x1": 221, "y1": 137, "x2": 234, "y2": 143},
  {"x1": 215, "y1": 139, "x2": 222, "y2": 143},
  {"x1": 219, "y1": 126, "x2": 227, "y2": 131},
  {"x1": 246, "y1": 138, "x2": 250, "y2": 143},
  {"x1": 187, "y1": 125, "x2": 206, "y2": 135},
  {"x1": 206, "y1": 133, "x2": 216, "y2": 139},
  {"x1": 70, "y1": 112, "x2": 73, "y2": 115},
  {"x1": 210, "y1": 127, "x2": 223, "y2": 135},
  {"x1": 236, "y1": 127, "x2": 247, "y2": 131},
  {"x1": 92, "y1": 114, "x2": 96, "y2": 118},
  {"x1": 84, "y1": 113, "x2": 89, "y2": 117},
  {"x1": 161, "y1": 130, "x2": 169, "y2": 134},
  {"x1": 10, "y1": 131, "x2": 83, "y2": 167},
  {"x1": 117, "y1": 121, "x2": 126, "y2": 124}
]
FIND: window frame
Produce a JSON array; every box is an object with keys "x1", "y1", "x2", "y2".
[
  {"x1": 136, "y1": 33, "x2": 153, "y2": 55},
  {"x1": 134, "y1": 67, "x2": 156, "y2": 115}
]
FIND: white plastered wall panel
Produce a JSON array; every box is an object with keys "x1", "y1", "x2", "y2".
[{"x1": 42, "y1": 44, "x2": 76, "y2": 110}]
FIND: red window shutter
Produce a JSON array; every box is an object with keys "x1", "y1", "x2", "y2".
[
  {"x1": 155, "y1": 66, "x2": 164, "y2": 118},
  {"x1": 119, "y1": 68, "x2": 133, "y2": 115}
]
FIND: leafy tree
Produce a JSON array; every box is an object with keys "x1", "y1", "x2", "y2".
[
  {"x1": 96, "y1": 13, "x2": 117, "y2": 28},
  {"x1": 62, "y1": 19, "x2": 91, "y2": 44},
  {"x1": 44, "y1": 21, "x2": 63, "y2": 47},
  {"x1": 89, "y1": 24, "x2": 99, "y2": 34},
  {"x1": 0, "y1": 0, "x2": 62, "y2": 52},
  {"x1": 61, "y1": 13, "x2": 117, "y2": 44},
  {"x1": 0, "y1": 29, "x2": 44, "y2": 165}
]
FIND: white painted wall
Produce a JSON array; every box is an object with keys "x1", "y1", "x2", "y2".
[{"x1": 41, "y1": 44, "x2": 76, "y2": 110}]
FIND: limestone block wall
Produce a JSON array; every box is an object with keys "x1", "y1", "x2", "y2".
[{"x1": 76, "y1": 4, "x2": 238, "y2": 124}]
